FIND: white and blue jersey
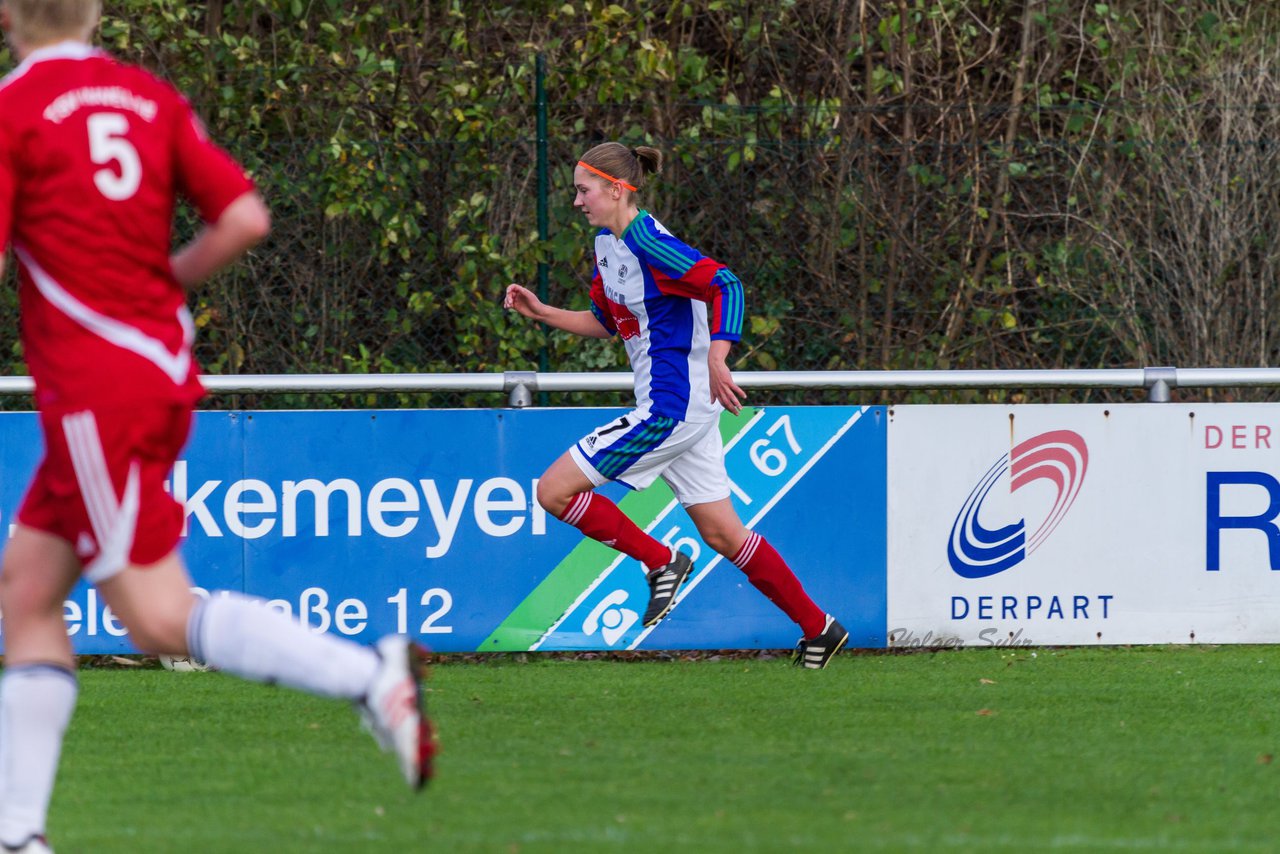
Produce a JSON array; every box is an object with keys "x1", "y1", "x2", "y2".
[
  {"x1": 587, "y1": 210, "x2": 744, "y2": 424},
  {"x1": 572, "y1": 211, "x2": 744, "y2": 494}
]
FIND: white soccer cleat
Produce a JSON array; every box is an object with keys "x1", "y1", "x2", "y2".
[
  {"x1": 2, "y1": 835, "x2": 53, "y2": 854},
  {"x1": 358, "y1": 635, "x2": 437, "y2": 789},
  {"x1": 158, "y1": 654, "x2": 211, "y2": 672}
]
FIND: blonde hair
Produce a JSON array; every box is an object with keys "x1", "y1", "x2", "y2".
[
  {"x1": 579, "y1": 142, "x2": 663, "y2": 193},
  {"x1": 3, "y1": 0, "x2": 100, "y2": 45}
]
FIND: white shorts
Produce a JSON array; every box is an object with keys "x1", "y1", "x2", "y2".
[{"x1": 569, "y1": 409, "x2": 730, "y2": 506}]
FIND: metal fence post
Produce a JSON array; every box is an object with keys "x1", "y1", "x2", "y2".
[
  {"x1": 505, "y1": 371, "x2": 537, "y2": 408},
  {"x1": 1144, "y1": 366, "x2": 1177, "y2": 402}
]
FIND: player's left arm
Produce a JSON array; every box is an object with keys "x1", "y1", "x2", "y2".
[
  {"x1": 693, "y1": 263, "x2": 747, "y2": 413},
  {"x1": 634, "y1": 223, "x2": 745, "y2": 342},
  {"x1": 708, "y1": 338, "x2": 746, "y2": 414},
  {"x1": 168, "y1": 90, "x2": 269, "y2": 288},
  {"x1": 170, "y1": 191, "x2": 270, "y2": 288}
]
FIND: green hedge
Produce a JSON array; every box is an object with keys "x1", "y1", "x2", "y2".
[{"x1": 2, "y1": 1, "x2": 1277, "y2": 404}]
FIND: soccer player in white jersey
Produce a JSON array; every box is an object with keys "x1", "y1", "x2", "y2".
[
  {"x1": 0, "y1": 3, "x2": 434, "y2": 849},
  {"x1": 505, "y1": 141, "x2": 848, "y2": 669}
]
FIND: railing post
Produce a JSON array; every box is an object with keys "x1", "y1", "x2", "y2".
[
  {"x1": 1144, "y1": 366, "x2": 1177, "y2": 402},
  {"x1": 505, "y1": 371, "x2": 537, "y2": 408}
]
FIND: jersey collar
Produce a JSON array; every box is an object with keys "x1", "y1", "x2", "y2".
[
  {"x1": 3, "y1": 41, "x2": 104, "y2": 90},
  {"x1": 13, "y1": 40, "x2": 101, "y2": 74},
  {"x1": 28, "y1": 39, "x2": 101, "y2": 61},
  {"x1": 617, "y1": 209, "x2": 649, "y2": 241}
]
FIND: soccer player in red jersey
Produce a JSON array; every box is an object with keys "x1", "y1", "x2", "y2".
[{"x1": 0, "y1": 3, "x2": 434, "y2": 849}]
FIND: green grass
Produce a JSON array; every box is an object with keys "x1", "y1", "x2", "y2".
[{"x1": 47, "y1": 646, "x2": 1280, "y2": 852}]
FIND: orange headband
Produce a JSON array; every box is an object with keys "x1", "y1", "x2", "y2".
[{"x1": 577, "y1": 161, "x2": 637, "y2": 192}]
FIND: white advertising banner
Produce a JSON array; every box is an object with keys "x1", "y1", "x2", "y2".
[{"x1": 888, "y1": 403, "x2": 1280, "y2": 646}]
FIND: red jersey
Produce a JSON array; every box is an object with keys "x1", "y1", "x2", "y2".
[{"x1": 0, "y1": 42, "x2": 255, "y2": 408}]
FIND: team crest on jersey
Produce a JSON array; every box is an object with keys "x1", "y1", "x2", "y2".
[{"x1": 617, "y1": 264, "x2": 628, "y2": 280}]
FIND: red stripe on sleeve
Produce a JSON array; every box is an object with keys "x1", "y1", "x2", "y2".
[
  {"x1": 588, "y1": 270, "x2": 616, "y2": 334},
  {"x1": 654, "y1": 257, "x2": 723, "y2": 301},
  {"x1": 707, "y1": 288, "x2": 726, "y2": 336}
]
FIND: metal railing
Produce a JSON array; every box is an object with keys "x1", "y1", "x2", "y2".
[{"x1": 4, "y1": 366, "x2": 1280, "y2": 405}]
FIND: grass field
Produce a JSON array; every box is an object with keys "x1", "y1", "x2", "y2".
[{"x1": 45, "y1": 646, "x2": 1280, "y2": 852}]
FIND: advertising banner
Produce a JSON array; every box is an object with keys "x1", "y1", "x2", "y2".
[
  {"x1": 887, "y1": 403, "x2": 1280, "y2": 646},
  {"x1": 0, "y1": 406, "x2": 886, "y2": 654}
]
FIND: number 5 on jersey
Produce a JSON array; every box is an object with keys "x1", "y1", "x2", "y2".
[{"x1": 87, "y1": 112, "x2": 141, "y2": 201}]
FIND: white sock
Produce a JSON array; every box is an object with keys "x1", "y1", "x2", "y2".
[
  {"x1": 187, "y1": 593, "x2": 379, "y2": 700},
  {"x1": 0, "y1": 665, "x2": 77, "y2": 847}
]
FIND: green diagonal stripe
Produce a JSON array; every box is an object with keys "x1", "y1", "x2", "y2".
[{"x1": 480, "y1": 407, "x2": 758, "y2": 651}]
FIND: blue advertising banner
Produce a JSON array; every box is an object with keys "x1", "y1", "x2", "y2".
[{"x1": 0, "y1": 407, "x2": 886, "y2": 653}]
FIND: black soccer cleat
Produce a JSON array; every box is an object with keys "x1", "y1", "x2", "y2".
[
  {"x1": 642, "y1": 551, "x2": 695, "y2": 627},
  {"x1": 793, "y1": 614, "x2": 849, "y2": 670}
]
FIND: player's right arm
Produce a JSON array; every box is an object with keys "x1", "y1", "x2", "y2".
[{"x1": 504, "y1": 283, "x2": 612, "y2": 339}]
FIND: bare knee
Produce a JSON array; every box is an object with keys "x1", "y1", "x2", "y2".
[
  {"x1": 121, "y1": 609, "x2": 191, "y2": 656},
  {"x1": 537, "y1": 452, "x2": 599, "y2": 520},
  {"x1": 536, "y1": 479, "x2": 572, "y2": 518},
  {"x1": 0, "y1": 563, "x2": 65, "y2": 618},
  {"x1": 685, "y1": 499, "x2": 750, "y2": 561},
  {"x1": 0, "y1": 530, "x2": 79, "y2": 619},
  {"x1": 700, "y1": 526, "x2": 744, "y2": 558},
  {"x1": 0, "y1": 552, "x2": 78, "y2": 665}
]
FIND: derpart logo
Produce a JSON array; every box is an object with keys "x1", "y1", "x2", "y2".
[{"x1": 947, "y1": 430, "x2": 1089, "y2": 578}]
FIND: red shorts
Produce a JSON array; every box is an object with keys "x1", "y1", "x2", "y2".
[{"x1": 17, "y1": 402, "x2": 192, "y2": 583}]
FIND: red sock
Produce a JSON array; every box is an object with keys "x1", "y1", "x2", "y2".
[
  {"x1": 560, "y1": 492, "x2": 671, "y2": 571},
  {"x1": 731, "y1": 532, "x2": 827, "y2": 638}
]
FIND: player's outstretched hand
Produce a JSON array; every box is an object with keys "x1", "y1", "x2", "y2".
[{"x1": 504, "y1": 283, "x2": 545, "y2": 321}]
